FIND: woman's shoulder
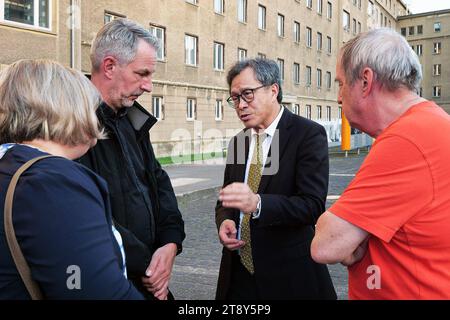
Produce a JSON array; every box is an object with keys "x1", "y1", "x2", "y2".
[{"x1": 8, "y1": 145, "x2": 108, "y2": 196}]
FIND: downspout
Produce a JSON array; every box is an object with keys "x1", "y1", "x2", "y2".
[{"x1": 70, "y1": 0, "x2": 75, "y2": 68}]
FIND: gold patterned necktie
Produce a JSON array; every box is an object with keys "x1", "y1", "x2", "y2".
[{"x1": 240, "y1": 133, "x2": 266, "y2": 275}]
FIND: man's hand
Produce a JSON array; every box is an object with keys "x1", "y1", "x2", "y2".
[
  {"x1": 341, "y1": 237, "x2": 370, "y2": 267},
  {"x1": 141, "y1": 243, "x2": 177, "y2": 300},
  {"x1": 219, "y1": 183, "x2": 259, "y2": 214},
  {"x1": 218, "y1": 219, "x2": 245, "y2": 251}
]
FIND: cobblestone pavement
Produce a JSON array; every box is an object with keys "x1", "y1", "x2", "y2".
[{"x1": 169, "y1": 154, "x2": 367, "y2": 300}]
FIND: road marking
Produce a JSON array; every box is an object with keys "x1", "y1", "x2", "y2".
[
  {"x1": 327, "y1": 195, "x2": 341, "y2": 200},
  {"x1": 330, "y1": 173, "x2": 356, "y2": 177},
  {"x1": 171, "y1": 178, "x2": 209, "y2": 187},
  {"x1": 173, "y1": 265, "x2": 218, "y2": 276}
]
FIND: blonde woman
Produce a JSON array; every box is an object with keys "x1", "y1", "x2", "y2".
[{"x1": 0, "y1": 60, "x2": 143, "y2": 299}]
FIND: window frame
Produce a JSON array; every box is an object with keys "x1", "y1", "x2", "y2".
[
  {"x1": 277, "y1": 58, "x2": 285, "y2": 81},
  {"x1": 306, "y1": 26, "x2": 312, "y2": 48},
  {"x1": 293, "y1": 62, "x2": 300, "y2": 84},
  {"x1": 1, "y1": 0, "x2": 52, "y2": 31},
  {"x1": 237, "y1": 0, "x2": 247, "y2": 23},
  {"x1": 238, "y1": 48, "x2": 247, "y2": 61},
  {"x1": 258, "y1": 4, "x2": 266, "y2": 30},
  {"x1": 152, "y1": 96, "x2": 164, "y2": 121},
  {"x1": 186, "y1": 98, "x2": 197, "y2": 121},
  {"x1": 213, "y1": 0, "x2": 224, "y2": 14},
  {"x1": 213, "y1": 41, "x2": 225, "y2": 71},
  {"x1": 277, "y1": 13, "x2": 285, "y2": 37},
  {"x1": 149, "y1": 24, "x2": 166, "y2": 61},
  {"x1": 294, "y1": 21, "x2": 301, "y2": 43},
  {"x1": 215, "y1": 99, "x2": 223, "y2": 121},
  {"x1": 185, "y1": 34, "x2": 198, "y2": 66}
]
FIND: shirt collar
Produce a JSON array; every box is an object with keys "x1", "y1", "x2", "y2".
[
  {"x1": 0, "y1": 144, "x2": 15, "y2": 160},
  {"x1": 251, "y1": 106, "x2": 284, "y2": 138}
]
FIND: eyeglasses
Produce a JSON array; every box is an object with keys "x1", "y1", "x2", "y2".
[{"x1": 226, "y1": 85, "x2": 269, "y2": 108}]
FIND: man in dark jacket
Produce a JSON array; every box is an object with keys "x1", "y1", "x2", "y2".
[
  {"x1": 216, "y1": 58, "x2": 336, "y2": 300},
  {"x1": 79, "y1": 18, "x2": 185, "y2": 300}
]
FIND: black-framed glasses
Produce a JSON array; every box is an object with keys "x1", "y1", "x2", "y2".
[{"x1": 226, "y1": 85, "x2": 269, "y2": 108}]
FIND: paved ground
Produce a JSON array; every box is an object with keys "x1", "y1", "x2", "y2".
[{"x1": 166, "y1": 154, "x2": 366, "y2": 300}]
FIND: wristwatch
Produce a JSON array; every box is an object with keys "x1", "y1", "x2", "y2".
[{"x1": 252, "y1": 194, "x2": 262, "y2": 219}]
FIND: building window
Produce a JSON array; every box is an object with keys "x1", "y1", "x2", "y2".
[
  {"x1": 277, "y1": 14, "x2": 285, "y2": 37},
  {"x1": 433, "y1": 86, "x2": 441, "y2": 98},
  {"x1": 306, "y1": 27, "x2": 312, "y2": 47},
  {"x1": 409, "y1": 26, "x2": 414, "y2": 36},
  {"x1": 417, "y1": 25, "x2": 423, "y2": 34},
  {"x1": 317, "y1": 105, "x2": 322, "y2": 119},
  {"x1": 306, "y1": 105, "x2": 312, "y2": 119},
  {"x1": 185, "y1": 34, "x2": 198, "y2": 66},
  {"x1": 353, "y1": 18, "x2": 357, "y2": 34},
  {"x1": 326, "y1": 71, "x2": 332, "y2": 89},
  {"x1": 434, "y1": 22, "x2": 441, "y2": 32},
  {"x1": 293, "y1": 63, "x2": 300, "y2": 84},
  {"x1": 294, "y1": 21, "x2": 301, "y2": 43},
  {"x1": 238, "y1": 48, "x2": 247, "y2": 61},
  {"x1": 152, "y1": 96, "x2": 164, "y2": 121},
  {"x1": 187, "y1": 98, "x2": 196, "y2": 120},
  {"x1": 214, "y1": 0, "x2": 224, "y2": 14},
  {"x1": 215, "y1": 100, "x2": 223, "y2": 121},
  {"x1": 150, "y1": 25, "x2": 165, "y2": 61},
  {"x1": 368, "y1": 1, "x2": 373, "y2": 16},
  {"x1": 416, "y1": 44, "x2": 423, "y2": 56},
  {"x1": 433, "y1": 64, "x2": 441, "y2": 76},
  {"x1": 433, "y1": 42, "x2": 441, "y2": 54},
  {"x1": 326, "y1": 106, "x2": 331, "y2": 121},
  {"x1": 317, "y1": 0, "x2": 322, "y2": 14},
  {"x1": 213, "y1": 42, "x2": 225, "y2": 70},
  {"x1": 2, "y1": 0, "x2": 50, "y2": 29},
  {"x1": 419, "y1": 87, "x2": 423, "y2": 97},
  {"x1": 257, "y1": 52, "x2": 266, "y2": 59},
  {"x1": 306, "y1": 0, "x2": 312, "y2": 9},
  {"x1": 401, "y1": 28, "x2": 406, "y2": 36},
  {"x1": 258, "y1": 5, "x2": 266, "y2": 30},
  {"x1": 338, "y1": 106, "x2": 342, "y2": 119},
  {"x1": 293, "y1": 104, "x2": 300, "y2": 115},
  {"x1": 327, "y1": 2, "x2": 332, "y2": 19},
  {"x1": 358, "y1": 21, "x2": 361, "y2": 33},
  {"x1": 277, "y1": 59, "x2": 284, "y2": 81},
  {"x1": 343, "y1": 10, "x2": 350, "y2": 31},
  {"x1": 317, "y1": 32, "x2": 322, "y2": 51},
  {"x1": 327, "y1": 36, "x2": 331, "y2": 54},
  {"x1": 317, "y1": 69, "x2": 322, "y2": 88},
  {"x1": 306, "y1": 66, "x2": 312, "y2": 86},
  {"x1": 104, "y1": 12, "x2": 125, "y2": 24},
  {"x1": 358, "y1": 0, "x2": 361, "y2": 9},
  {"x1": 238, "y1": 0, "x2": 247, "y2": 22}
]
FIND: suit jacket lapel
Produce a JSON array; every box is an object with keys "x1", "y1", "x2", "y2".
[{"x1": 258, "y1": 109, "x2": 293, "y2": 193}]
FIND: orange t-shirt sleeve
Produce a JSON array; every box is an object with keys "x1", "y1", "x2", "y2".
[{"x1": 330, "y1": 135, "x2": 434, "y2": 243}]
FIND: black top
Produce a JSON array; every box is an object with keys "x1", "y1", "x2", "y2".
[
  {"x1": 0, "y1": 145, "x2": 143, "y2": 299},
  {"x1": 79, "y1": 102, "x2": 185, "y2": 294}
]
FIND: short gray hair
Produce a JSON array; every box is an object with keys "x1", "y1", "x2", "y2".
[
  {"x1": 340, "y1": 28, "x2": 422, "y2": 92},
  {"x1": 0, "y1": 59, "x2": 103, "y2": 145},
  {"x1": 227, "y1": 58, "x2": 283, "y2": 103},
  {"x1": 90, "y1": 18, "x2": 160, "y2": 71}
]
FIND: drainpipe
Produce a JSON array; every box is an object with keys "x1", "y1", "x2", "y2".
[{"x1": 70, "y1": 0, "x2": 75, "y2": 68}]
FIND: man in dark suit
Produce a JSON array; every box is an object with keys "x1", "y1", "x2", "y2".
[{"x1": 215, "y1": 58, "x2": 336, "y2": 300}]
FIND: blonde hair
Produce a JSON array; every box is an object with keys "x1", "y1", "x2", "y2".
[{"x1": 0, "y1": 59, "x2": 104, "y2": 145}]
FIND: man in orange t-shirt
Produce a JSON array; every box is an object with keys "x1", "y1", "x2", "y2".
[{"x1": 311, "y1": 28, "x2": 450, "y2": 299}]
